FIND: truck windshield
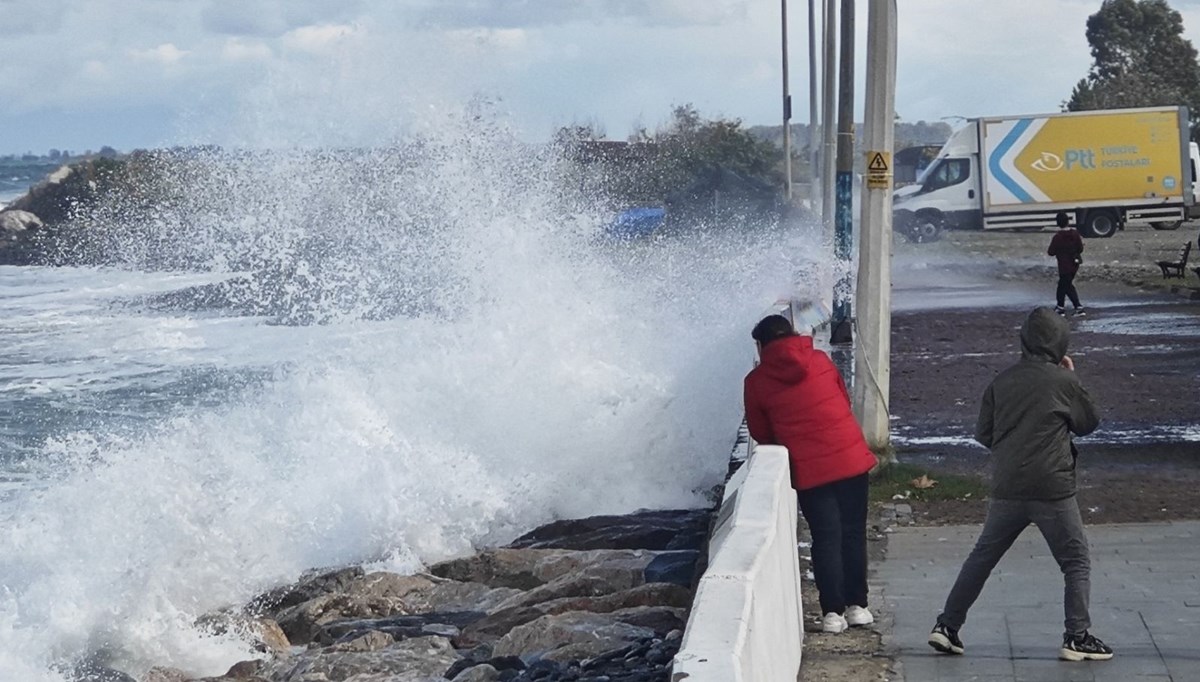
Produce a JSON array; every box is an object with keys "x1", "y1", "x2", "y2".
[{"x1": 919, "y1": 158, "x2": 970, "y2": 192}]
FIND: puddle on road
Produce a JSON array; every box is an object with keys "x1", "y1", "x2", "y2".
[
  {"x1": 894, "y1": 423, "x2": 1200, "y2": 448},
  {"x1": 1078, "y1": 311, "x2": 1200, "y2": 338}
]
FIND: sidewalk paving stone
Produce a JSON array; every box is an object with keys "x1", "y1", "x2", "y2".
[{"x1": 877, "y1": 522, "x2": 1200, "y2": 681}]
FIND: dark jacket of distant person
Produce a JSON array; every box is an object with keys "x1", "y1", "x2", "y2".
[
  {"x1": 744, "y1": 334, "x2": 877, "y2": 491},
  {"x1": 1048, "y1": 227, "x2": 1084, "y2": 275},
  {"x1": 975, "y1": 307, "x2": 1100, "y2": 501}
]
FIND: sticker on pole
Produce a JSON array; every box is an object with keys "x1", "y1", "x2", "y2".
[{"x1": 866, "y1": 151, "x2": 891, "y2": 189}]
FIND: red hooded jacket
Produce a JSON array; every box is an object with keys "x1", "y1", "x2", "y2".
[{"x1": 744, "y1": 335, "x2": 877, "y2": 491}]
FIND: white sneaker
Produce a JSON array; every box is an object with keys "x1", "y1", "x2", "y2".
[
  {"x1": 845, "y1": 605, "x2": 875, "y2": 626},
  {"x1": 822, "y1": 612, "x2": 848, "y2": 633}
]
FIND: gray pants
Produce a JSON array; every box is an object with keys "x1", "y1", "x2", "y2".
[{"x1": 938, "y1": 496, "x2": 1092, "y2": 636}]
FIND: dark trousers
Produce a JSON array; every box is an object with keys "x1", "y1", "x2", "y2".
[
  {"x1": 797, "y1": 473, "x2": 870, "y2": 615},
  {"x1": 1056, "y1": 271, "x2": 1081, "y2": 308},
  {"x1": 938, "y1": 496, "x2": 1092, "y2": 636}
]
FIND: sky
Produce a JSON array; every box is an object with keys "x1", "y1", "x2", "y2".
[{"x1": 4, "y1": 0, "x2": 1200, "y2": 156}]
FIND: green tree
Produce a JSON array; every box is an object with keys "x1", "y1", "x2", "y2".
[
  {"x1": 555, "y1": 104, "x2": 783, "y2": 210},
  {"x1": 1066, "y1": 0, "x2": 1200, "y2": 137}
]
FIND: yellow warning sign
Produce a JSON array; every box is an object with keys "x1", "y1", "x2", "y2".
[{"x1": 866, "y1": 150, "x2": 891, "y2": 189}]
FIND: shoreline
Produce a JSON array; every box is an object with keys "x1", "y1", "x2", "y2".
[{"x1": 115, "y1": 507, "x2": 716, "y2": 682}]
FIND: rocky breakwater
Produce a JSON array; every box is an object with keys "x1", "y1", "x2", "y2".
[{"x1": 124, "y1": 508, "x2": 712, "y2": 682}]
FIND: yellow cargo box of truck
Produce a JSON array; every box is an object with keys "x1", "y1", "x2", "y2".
[
  {"x1": 981, "y1": 107, "x2": 1190, "y2": 211},
  {"x1": 893, "y1": 106, "x2": 1196, "y2": 240}
]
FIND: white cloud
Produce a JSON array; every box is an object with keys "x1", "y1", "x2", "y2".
[
  {"x1": 221, "y1": 38, "x2": 273, "y2": 62},
  {"x1": 281, "y1": 23, "x2": 360, "y2": 54},
  {"x1": 7, "y1": 0, "x2": 1200, "y2": 154},
  {"x1": 128, "y1": 43, "x2": 189, "y2": 65},
  {"x1": 447, "y1": 27, "x2": 529, "y2": 51},
  {"x1": 82, "y1": 60, "x2": 110, "y2": 80},
  {"x1": 416, "y1": 0, "x2": 748, "y2": 29}
]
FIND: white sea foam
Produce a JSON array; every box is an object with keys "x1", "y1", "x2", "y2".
[{"x1": 0, "y1": 114, "x2": 825, "y2": 678}]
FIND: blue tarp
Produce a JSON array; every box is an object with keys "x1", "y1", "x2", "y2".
[{"x1": 606, "y1": 207, "x2": 666, "y2": 239}]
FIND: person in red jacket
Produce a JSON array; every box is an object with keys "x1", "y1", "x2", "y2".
[
  {"x1": 1048, "y1": 211, "x2": 1086, "y2": 316},
  {"x1": 744, "y1": 314, "x2": 879, "y2": 634}
]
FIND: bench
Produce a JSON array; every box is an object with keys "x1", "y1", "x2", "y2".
[{"x1": 1156, "y1": 241, "x2": 1191, "y2": 279}]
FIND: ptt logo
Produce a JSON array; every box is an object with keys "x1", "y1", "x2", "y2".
[{"x1": 1031, "y1": 149, "x2": 1095, "y2": 172}]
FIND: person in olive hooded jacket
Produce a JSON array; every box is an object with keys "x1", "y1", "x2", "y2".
[
  {"x1": 928, "y1": 307, "x2": 1113, "y2": 662},
  {"x1": 744, "y1": 315, "x2": 878, "y2": 634}
]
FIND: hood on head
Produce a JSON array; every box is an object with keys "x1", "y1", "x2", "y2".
[
  {"x1": 757, "y1": 334, "x2": 814, "y2": 384},
  {"x1": 1020, "y1": 307, "x2": 1069, "y2": 363}
]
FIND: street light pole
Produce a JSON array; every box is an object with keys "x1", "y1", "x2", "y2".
[
  {"x1": 808, "y1": 0, "x2": 819, "y2": 213},
  {"x1": 831, "y1": 0, "x2": 854, "y2": 345},
  {"x1": 855, "y1": 0, "x2": 898, "y2": 454},
  {"x1": 821, "y1": 0, "x2": 837, "y2": 241},
  {"x1": 782, "y1": 0, "x2": 793, "y2": 201}
]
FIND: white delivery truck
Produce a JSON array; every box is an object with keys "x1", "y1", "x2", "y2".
[{"x1": 893, "y1": 106, "x2": 1200, "y2": 241}]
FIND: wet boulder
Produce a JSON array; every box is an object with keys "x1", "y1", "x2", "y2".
[
  {"x1": 248, "y1": 567, "x2": 365, "y2": 616},
  {"x1": 453, "y1": 583, "x2": 691, "y2": 647},
  {"x1": 429, "y1": 548, "x2": 661, "y2": 591},
  {"x1": 266, "y1": 635, "x2": 460, "y2": 681},
  {"x1": 506, "y1": 508, "x2": 711, "y2": 551},
  {"x1": 315, "y1": 610, "x2": 486, "y2": 646},
  {"x1": 492, "y1": 611, "x2": 655, "y2": 661},
  {"x1": 272, "y1": 572, "x2": 438, "y2": 645},
  {"x1": 0, "y1": 209, "x2": 44, "y2": 235}
]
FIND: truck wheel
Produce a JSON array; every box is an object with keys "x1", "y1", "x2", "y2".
[
  {"x1": 1082, "y1": 210, "x2": 1118, "y2": 238},
  {"x1": 910, "y1": 211, "x2": 944, "y2": 243},
  {"x1": 1151, "y1": 220, "x2": 1182, "y2": 231}
]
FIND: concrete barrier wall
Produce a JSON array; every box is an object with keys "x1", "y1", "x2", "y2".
[{"x1": 670, "y1": 445, "x2": 804, "y2": 681}]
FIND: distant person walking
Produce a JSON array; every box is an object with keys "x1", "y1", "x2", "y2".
[
  {"x1": 1048, "y1": 211, "x2": 1086, "y2": 316},
  {"x1": 744, "y1": 315, "x2": 878, "y2": 634},
  {"x1": 928, "y1": 307, "x2": 1112, "y2": 662}
]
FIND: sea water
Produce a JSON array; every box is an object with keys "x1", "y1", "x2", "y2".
[{"x1": 0, "y1": 119, "x2": 829, "y2": 678}]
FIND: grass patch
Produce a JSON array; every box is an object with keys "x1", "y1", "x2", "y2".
[{"x1": 870, "y1": 461, "x2": 988, "y2": 504}]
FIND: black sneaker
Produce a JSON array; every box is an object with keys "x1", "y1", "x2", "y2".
[
  {"x1": 1054, "y1": 306, "x2": 1067, "y2": 316},
  {"x1": 1073, "y1": 307, "x2": 1087, "y2": 317},
  {"x1": 928, "y1": 621, "x2": 964, "y2": 655},
  {"x1": 1059, "y1": 631, "x2": 1114, "y2": 661}
]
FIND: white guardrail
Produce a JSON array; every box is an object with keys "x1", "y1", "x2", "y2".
[
  {"x1": 671, "y1": 300, "x2": 829, "y2": 681},
  {"x1": 670, "y1": 445, "x2": 804, "y2": 681}
]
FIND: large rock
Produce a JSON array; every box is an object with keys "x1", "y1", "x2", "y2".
[
  {"x1": 429, "y1": 548, "x2": 661, "y2": 590},
  {"x1": 325, "y1": 630, "x2": 394, "y2": 653},
  {"x1": 315, "y1": 611, "x2": 486, "y2": 646},
  {"x1": 450, "y1": 664, "x2": 498, "y2": 681},
  {"x1": 267, "y1": 635, "x2": 460, "y2": 682},
  {"x1": 139, "y1": 668, "x2": 189, "y2": 682},
  {"x1": 642, "y1": 550, "x2": 701, "y2": 587},
  {"x1": 489, "y1": 556, "x2": 656, "y2": 612},
  {"x1": 506, "y1": 508, "x2": 711, "y2": 551},
  {"x1": 0, "y1": 209, "x2": 44, "y2": 235},
  {"x1": 194, "y1": 611, "x2": 290, "y2": 657},
  {"x1": 605, "y1": 605, "x2": 688, "y2": 636},
  {"x1": 399, "y1": 580, "x2": 521, "y2": 615},
  {"x1": 492, "y1": 611, "x2": 655, "y2": 661},
  {"x1": 248, "y1": 567, "x2": 366, "y2": 617},
  {"x1": 273, "y1": 573, "x2": 437, "y2": 645},
  {"x1": 453, "y1": 583, "x2": 691, "y2": 647}
]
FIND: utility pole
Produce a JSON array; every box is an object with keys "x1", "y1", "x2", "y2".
[
  {"x1": 830, "y1": 0, "x2": 854, "y2": 345},
  {"x1": 782, "y1": 0, "x2": 793, "y2": 201},
  {"x1": 855, "y1": 0, "x2": 897, "y2": 454},
  {"x1": 808, "y1": 0, "x2": 819, "y2": 213},
  {"x1": 821, "y1": 0, "x2": 836, "y2": 242}
]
